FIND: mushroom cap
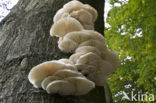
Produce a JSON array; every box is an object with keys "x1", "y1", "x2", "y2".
[
  {"x1": 78, "y1": 39, "x2": 107, "y2": 52},
  {"x1": 53, "y1": 69, "x2": 84, "y2": 79},
  {"x1": 70, "y1": 9, "x2": 93, "y2": 24},
  {"x1": 83, "y1": 4, "x2": 98, "y2": 22},
  {"x1": 58, "y1": 38, "x2": 79, "y2": 53},
  {"x1": 63, "y1": 1, "x2": 84, "y2": 18},
  {"x1": 99, "y1": 60, "x2": 114, "y2": 75},
  {"x1": 92, "y1": 61, "x2": 114, "y2": 86},
  {"x1": 62, "y1": 30, "x2": 105, "y2": 44},
  {"x1": 50, "y1": 17, "x2": 83, "y2": 37},
  {"x1": 53, "y1": 8, "x2": 69, "y2": 22},
  {"x1": 53, "y1": 1, "x2": 98, "y2": 23},
  {"x1": 28, "y1": 66, "x2": 48, "y2": 88},
  {"x1": 65, "y1": 77, "x2": 95, "y2": 95},
  {"x1": 76, "y1": 52, "x2": 101, "y2": 66},
  {"x1": 84, "y1": 30, "x2": 106, "y2": 43},
  {"x1": 75, "y1": 61, "x2": 112, "y2": 86},
  {"x1": 69, "y1": 52, "x2": 85, "y2": 64},
  {"x1": 82, "y1": 24, "x2": 94, "y2": 30},
  {"x1": 41, "y1": 76, "x2": 60, "y2": 90},
  {"x1": 58, "y1": 59, "x2": 74, "y2": 65},
  {"x1": 101, "y1": 50, "x2": 119, "y2": 69},
  {"x1": 63, "y1": 1, "x2": 97, "y2": 22},
  {"x1": 46, "y1": 80, "x2": 75, "y2": 95},
  {"x1": 28, "y1": 61, "x2": 76, "y2": 88},
  {"x1": 62, "y1": 30, "x2": 92, "y2": 44},
  {"x1": 75, "y1": 64, "x2": 98, "y2": 74},
  {"x1": 92, "y1": 72, "x2": 107, "y2": 86},
  {"x1": 75, "y1": 46, "x2": 101, "y2": 56},
  {"x1": 63, "y1": 1, "x2": 84, "y2": 10},
  {"x1": 75, "y1": 64, "x2": 102, "y2": 85}
]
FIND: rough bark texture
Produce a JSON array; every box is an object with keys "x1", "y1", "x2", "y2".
[{"x1": 0, "y1": 0, "x2": 108, "y2": 103}]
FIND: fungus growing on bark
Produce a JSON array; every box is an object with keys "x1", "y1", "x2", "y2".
[
  {"x1": 28, "y1": 60, "x2": 76, "y2": 88},
  {"x1": 53, "y1": 1, "x2": 97, "y2": 30},
  {"x1": 28, "y1": 0, "x2": 119, "y2": 96},
  {"x1": 50, "y1": 17, "x2": 83, "y2": 37}
]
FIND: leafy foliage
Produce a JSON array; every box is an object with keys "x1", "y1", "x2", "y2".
[{"x1": 105, "y1": 0, "x2": 156, "y2": 102}]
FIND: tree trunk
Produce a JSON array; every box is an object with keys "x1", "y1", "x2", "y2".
[{"x1": 0, "y1": 0, "x2": 108, "y2": 103}]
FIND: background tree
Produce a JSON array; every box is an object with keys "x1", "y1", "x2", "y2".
[
  {"x1": 105, "y1": 0, "x2": 156, "y2": 102},
  {"x1": 0, "y1": 0, "x2": 111, "y2": 103}
]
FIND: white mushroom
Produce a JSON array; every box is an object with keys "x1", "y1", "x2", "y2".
[
  {"x1": 99, "y1": 60, "x2": 114, "y2": 75},
  {"x1": 58, "y1": 30, "x2": 106, "y2": 53},
  {"x1": 76, "y1": 60, "x2": 114, "y2": 86},
  {"x1": 58, "y1": 58, "x2": 74, "y2": 65},
  {"x1": 82, "y1": 24, "x2": 94, "y2": 30},
  {"x1": 84, "y1": 30, "x2": 106, "y2": 43},
  {"x1": 28, "y1": 60, "x2": 76, "y2": 88},
  {"x1": 62, "y1": 30, "x2": 105, "y2": 44},
  {"x1": 70, "y1": 9, "x2": 93, "y2": 24},
  {"x1": 83, "y1": 4, "x2": 98, "y2": 22},
  {"x1": 65, "y1": 77, "x2": 95, "y2": 95},
  {"x1": 69, "y1": 45, "x2": 102, "y2": 64},
  {"x1": 53, "y1": 8, "x2": 68, "y2": 22},
  {"x1": 41, "y1": 76, "x2": 60, "y2": 90},
  {"x1": 46, "y1": 80, "x2": 75, "y2": 95},
  {"x1": 101, "y1": 50, "x2": 119, "y2": 69},
  {"x1": 75, "y1": 64, "x2": 98, "y2": 74},
  {"x1": 63, "y1": 1, "x2": 84, "y2": 10},
  {"x1": 64, "y1": 1, "x2": 98, "y2": 22},
  {"x1": 53, "y1": 69, "x2": 84, "y2": 79},
  {"x1": 76, "y1": 52, "x2": 101, "y2": 66},
  {"x1": 75, "y1": 46, "x2": 101, "y2": 56},
  {"x1": 61, "y1": 30, "x2": 91, "y2": 44},
  {"x1": 50, "y1": 17, "x2": 83, "y2": 37},
  {"x1": 75, "y1": 63, "x2": 103, "y2": 85},
  {"x1": 69, "y1": 52, "x2": 85, "y2": 64},
  {"x1": 76, "y1": 51, "x2": 116, "y2": 75},
  {"x1": 58, "y1": 38, "x2": 79, "y2": 53},
  {"x1": 78, "y1": 39, "x2": 107, "y2": 52},
  {"x1": 53, "y1": 1, "x2": 97, "y2": 30},
  {"x1": 58, "y1": 30, "x2": 91, "y2": 53},
  {"x1": 92, "y1": 60, "x2": 114, "y2": 86},
  {"x1": 28, "y1": 1, "x2": 119, "y2": 95}
]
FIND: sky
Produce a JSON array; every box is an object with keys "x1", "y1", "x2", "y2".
[
  {"x1": 105, "y1": 0, "x2": 112, "y2": 27},
  {"x1": 0, "y1": 0, "x2": 19, "y2": 21}
]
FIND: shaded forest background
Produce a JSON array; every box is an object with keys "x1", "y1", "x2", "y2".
[{"x1": 105, "y1": 0, "x2": 156, "y2": 102}]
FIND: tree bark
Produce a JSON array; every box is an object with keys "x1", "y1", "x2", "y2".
[{"x1": 0, "y1": 0, "x2": 108, "y2": 103}]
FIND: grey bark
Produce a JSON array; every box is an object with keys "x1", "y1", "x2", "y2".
[{"x1": 0, "y1": 0, "x2": 111, "y2": 103}]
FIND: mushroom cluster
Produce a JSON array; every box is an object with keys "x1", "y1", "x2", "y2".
[
  {"x1": 28, "y1": 1, "x2": 119, "y2": 96},
  {"x1": 28, "y1": 59, "x2": 95, "y2": 95},
  {"x1": 50, "y1": 1, "x2": 119, "y2": 86}
]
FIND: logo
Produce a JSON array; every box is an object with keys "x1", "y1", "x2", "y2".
[
  {"x1": 121, "y1": 91, "x2": 155, "y2": 101},
  {"x1": 122, "y1": 91, "x2": 130, "y2": 101}
]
